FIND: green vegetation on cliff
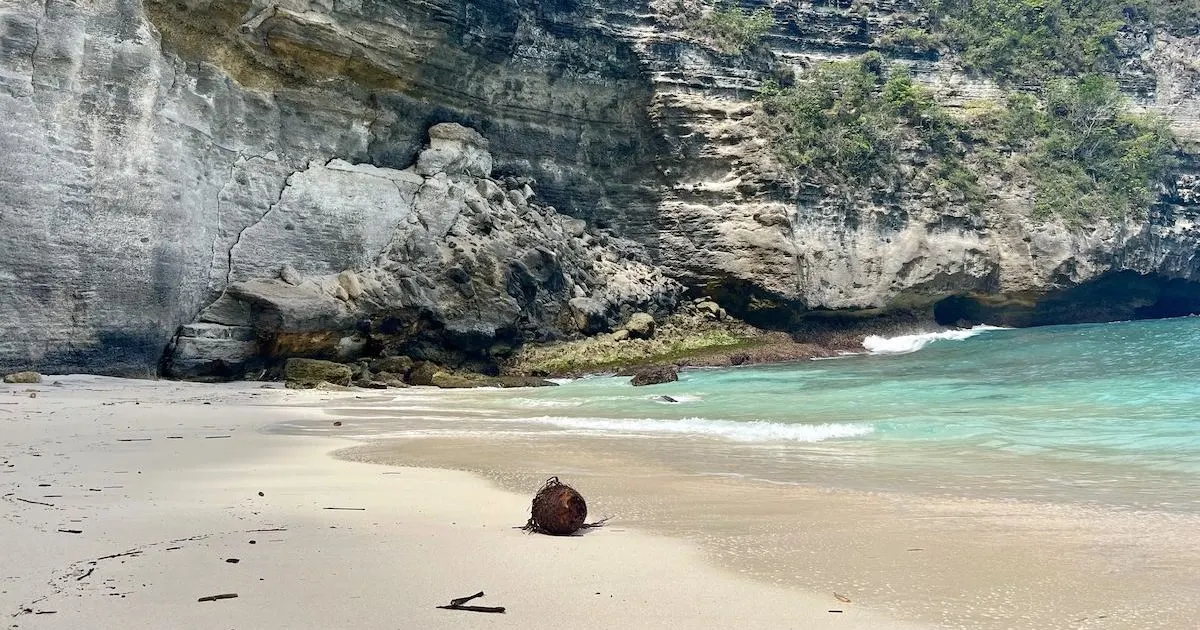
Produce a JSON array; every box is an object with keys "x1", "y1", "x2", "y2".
[
  {"x1": 695, "y1": 2, "x2": 775, "y2": 54},
  {"x1": 967, "y1": 76, "x2": 1176, "y2": 220},
  {"x1": 757, "y1": 54, "x2": 979, "y2": 199},
  {"x1": 759, "y1": 55, "x2": 1175, "y2": 222},
  {"x1": 923, "y1": 0, "x2": 1198, "y2": 85}
]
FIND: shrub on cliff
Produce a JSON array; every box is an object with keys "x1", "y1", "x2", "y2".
[
  {"x1": 758, "y1": 56, "x2": 1173, "y2": 222},
  {"x1": 922, "y1": 0, "x2": 1196, "y2": 84},
  {"x1": 757, "y1": 55, "x2": 980, "y2": 203},
  {"x1": 696, "y1": 2, "x2": 775, "y2": 54},
  {"x1": 966, "y1": 76, "x2": 1176, "y2": 221}
]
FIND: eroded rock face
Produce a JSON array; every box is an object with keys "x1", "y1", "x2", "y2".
[
  {"x1": 163, "y1": 124, "x2": 680, "y2": 378},
  {"x1": 0, "y1": 0, "x2": 1198, "y2": 376}
]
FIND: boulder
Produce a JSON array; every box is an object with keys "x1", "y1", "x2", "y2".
[
  {"x1": 430, "y1": 371, "x2": 482, "y2": 388},
  {"x1": 415, "y1": 123, "x2": 492, "y2": 178},
  {"x1": 624, "y1": 312, "x2": 655, "y2": 339},
  {"x1": 370, "y1": 356, "x2": 414, "y2": 376},
  {"x1": 3, "y1": 371, "x2": 42, "y2": 384},
  {"x1": 630, "y1": 365, "x2": 678, "y2": 387},
  {"x1": 348, "y1": 361, "x2": 371, "y2": 381},
  {"x1": 407, "y1": 361, "x2": 441, "y2": 386},
  {"x1": 373, "y1": 373, "x2": 409, "y2": 388},
  {"x1": 284, "y1": 358, "x2": 352, "y2": 388},
  {"x1": 494, "y1": 376, "x2": 557, "y2": 388},
  {"x1": 280, "y1": 264, "x2": 304, "y2": 286},
  {"x1": 611, "y1": 329, "x2": 631, "y2": 342},
  {"x1": 337, "y1": 271, "x2": 363, "y2": 299},
  {"x1": 696, "y1": 301, "x2": 722, "y2": 317},
  {"x1": 568, "y1": 297, "x2": 609, "y2": 334}
]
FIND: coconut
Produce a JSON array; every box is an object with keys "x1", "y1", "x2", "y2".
[{"x1": 522, "y1": 477, "x2": 588, "y2": 536}]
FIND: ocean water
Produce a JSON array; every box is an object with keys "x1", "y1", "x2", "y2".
[{"x1": 288, "y1": 317, "x2": 1200, "y2": 511}]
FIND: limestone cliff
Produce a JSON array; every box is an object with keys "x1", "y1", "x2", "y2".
[{"x1": 0, "y1": 0, "x2": 1198, "y2": 376}]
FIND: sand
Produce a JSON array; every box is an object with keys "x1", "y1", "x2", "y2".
[{"x1": 0, "y1": 376, "x2": 922, "y2": 629}]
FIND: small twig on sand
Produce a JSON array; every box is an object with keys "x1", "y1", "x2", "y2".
[
  {"x1": 246, "y1": 527, "x2": 288, "y2": 533},
  {"x1": 437, "y1": 591, "x2": 505, "y2": 614},
  {"x1": 580, "y1": 516, "x2": 613, "y2": 530},
  {"x1": 198, "y1": 593, "x2": 238, "y2": 603},
  {"x1": 97, "y1": 549, "x2": 143, "y2": 561},
  {"x1": 57, "y1": 529, "x2": 83, "y2": 534},
  {"x1": 10, "y1": 495, "x2": 55, "y2": 507},
  {"x1": 322, "y1": 507, "x2": 365, "y2": 511}
]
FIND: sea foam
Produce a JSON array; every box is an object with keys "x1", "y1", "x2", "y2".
[
  {"x1": 521, "y1": 416, "x2": 873, "y2": 442},
  {"x1": 862, "y1": 325, "x2": 1007, "y2": 355}
]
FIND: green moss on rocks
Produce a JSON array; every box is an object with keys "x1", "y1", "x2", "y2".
[
  {"x1": 3, "y1": 371, "x2": 42, "y2": 384},
  {"x1": 284, "y1": 358, "x2": 352, "y2": 389},
  {"x1": 505, "y1": 309, "x2": 766, "y2": 376}
]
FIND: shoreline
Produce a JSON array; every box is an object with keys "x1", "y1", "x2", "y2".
[
  {"x1": 340, "y1": 434, "x2": 1200, "y2": 630},
  {"x1": 1, "y1": 376, "x2": 921, "y2": 629}
]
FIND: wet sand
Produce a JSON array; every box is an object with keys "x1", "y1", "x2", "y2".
[
  {"x1": 338, "y1": 430, "x2": 1200, "y2": 629},
  {"x1": 1, "y1": 376, "x2": 920, "y2": 629}
]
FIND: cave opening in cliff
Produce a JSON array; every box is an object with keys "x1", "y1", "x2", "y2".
[{"x1": 933, "y1": 271, "x2": 1200, "y2": 328}]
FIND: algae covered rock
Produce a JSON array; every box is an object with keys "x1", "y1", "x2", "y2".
[
  {"x1": 370, "y1": 356, "x2": 414, "y2": 376},
  {"x1": 624, "y1": 312, "x2": 656, "y2": 339},
  {"x1": 3, "y1": 371, "x2": 42, "y2": 384},
  {"x1": 284, "y1": 359, "x2": 352, "y2": 389},
  {"x1": 630, "y1": 365, "x2": 678, "y2": 387},
  {"x1": 407, "y1": 361, "x2": 442, "y2": 386}
]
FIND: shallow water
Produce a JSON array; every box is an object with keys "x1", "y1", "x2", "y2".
[{"x1": 276, "y1": 317, "x2": 1200, "y2": 511}]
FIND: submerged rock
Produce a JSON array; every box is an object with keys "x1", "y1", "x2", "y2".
[{"x1": 630, "y1": 365, "x2": 678, "y2": 387}]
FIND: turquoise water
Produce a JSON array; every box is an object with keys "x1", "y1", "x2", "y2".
[
  {"x1": 479, "y1": 317, "x2": 1200, "y2": 510},
  {"x1": 286, "y1": 317, "x2": 1200, "y2": 510}
]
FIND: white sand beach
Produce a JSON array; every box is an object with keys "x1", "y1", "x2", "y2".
[{"x1": 1, "y1": 376, "x2": 921, "y2": 629}]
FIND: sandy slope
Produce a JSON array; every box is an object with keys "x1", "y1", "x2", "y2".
[{"x1": 0, "y1": 376, "x2": 921, "y2": 629}]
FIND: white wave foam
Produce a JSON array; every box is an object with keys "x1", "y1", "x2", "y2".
[
  {"x1": 513, "y1": 398, "x2": 586, "y2": 408},
  {"x1": 862, "y1": 325, "x2": 1007, "y2": 355},
  {"x1": 650, "y1": 394, "x2": 702, "y2": 404},
  {"x1": 521, "y1": 416, "x2": 873, "y2": 442}
]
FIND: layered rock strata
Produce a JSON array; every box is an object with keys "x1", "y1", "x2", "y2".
[{"x1": 0, "y1": 0, "x2": 1198, "y2": 376}]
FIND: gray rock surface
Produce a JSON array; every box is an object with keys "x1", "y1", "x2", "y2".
[
  {"x1": 623, "y1": 313, "x2": 656, "y2": 339},
  {"x1": 0, "y1": 0, "x2": 1198, "y2": 376},
  {"x1": 161, "y1": 123, "x2": 680, "y2": 378}
]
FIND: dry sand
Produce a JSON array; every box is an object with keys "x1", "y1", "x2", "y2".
[{"x1": 1, "y1": 376, "x2": 922, "y2": 629}]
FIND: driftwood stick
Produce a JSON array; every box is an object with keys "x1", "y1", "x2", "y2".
[
  {"x1": 448, "y1": 592, "x2": 484, "y2": 607},
  {"x1": 440, "y1": 605, "x2": 507, "y2": 613},
  {"x1": 15, "y1": 496, "x2": 55, "y2": 507},
  {"x1": 198, "y1": 592, "x2": 237, "y2": 602},
  {"x1": 437, "y1": 591, "x2": 505, "y2": 614}
]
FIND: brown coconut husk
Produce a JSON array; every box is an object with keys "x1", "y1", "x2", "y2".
[{"x1": 520, "y1": 477, "x2": 609, "y2": 536}]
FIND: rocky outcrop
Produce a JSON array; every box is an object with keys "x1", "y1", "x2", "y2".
[
  {"x1": 0, "y1": 0, "x2": 1198, "y2": 376},
  {"x1": 630, "y1": 365, "x2": 678, "y2": 387},
  {"x1": 2, "y1": 371, "x2": 41, "y2": 384},
  {"x1": 162, "y1": 123, "x2": 679, "y2": 378},
  {"x1": 284, "y1": 358, "x2": 351, "y2": 389}
]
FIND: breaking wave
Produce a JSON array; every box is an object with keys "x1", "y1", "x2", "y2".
[{"x1": 862, "y1": 325, "x2": 1008, "y2": 355}]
